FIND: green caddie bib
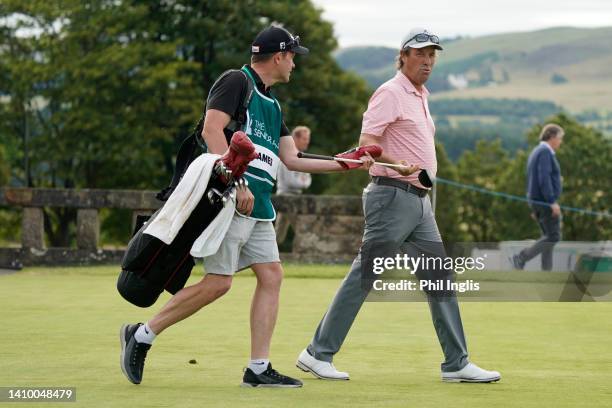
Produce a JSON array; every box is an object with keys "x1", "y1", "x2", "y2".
[{"x1": 240, "y1": 67, "x2": 282, "y2": 221}]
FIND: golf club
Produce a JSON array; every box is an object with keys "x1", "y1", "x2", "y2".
[
  {"x1": 418, "y1": 168, "x2": 435, "y2": 188},
  {"x1": 297, "y1": 151, "x2": 410, "y2": 170}
]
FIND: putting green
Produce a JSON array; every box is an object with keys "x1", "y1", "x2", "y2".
[{"x1": 1, "y1": 265, "x2": 610, "y2": 407}]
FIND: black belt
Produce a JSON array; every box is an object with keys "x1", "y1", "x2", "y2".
[{"x1": 371, "y1": 176, "x2": 428, "y2": 197}]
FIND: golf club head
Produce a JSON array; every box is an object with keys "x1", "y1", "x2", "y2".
[
  {"x1": 418, "y1": 169, "x2": 435, "y2": 188},
  {"x1": 334, "y1": 144, "x2": 383, "y2": 169},
  {"x1": 219, "y1": 131, "x2": 257, "y2": 180}
]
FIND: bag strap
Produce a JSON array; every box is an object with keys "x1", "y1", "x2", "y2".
[
  {"x1": 226, "y1": 68, "x2": 255, "y2": 134},
  {"x1": 156, "y1": 69, "x2": 254, "y2": 202}
]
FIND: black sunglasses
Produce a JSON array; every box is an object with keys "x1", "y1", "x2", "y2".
[{"x1": 402, "y1": 33, "x2": 440, "y2": 49}]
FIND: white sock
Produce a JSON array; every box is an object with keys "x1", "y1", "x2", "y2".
[
  {"x1": 134, "y1": 323, "x2": 157, "y2": 345},
  {"x1": 248, "y1": 359, "x2": 269, "y2": 375}
]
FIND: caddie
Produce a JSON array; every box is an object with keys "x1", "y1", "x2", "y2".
[{"x1": 119, "y1": 25, "x2": 376, "y2": 388}]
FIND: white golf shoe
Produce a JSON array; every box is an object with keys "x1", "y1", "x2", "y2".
[
  {"x1": 296, "y1": 349, "x2": 350, "y2": 380},
  {"x1": 442, "y1": 362, "x2": 501, "y2": 383}
]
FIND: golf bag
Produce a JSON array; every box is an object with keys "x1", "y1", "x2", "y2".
[
  {"x1": 117, "y1": 130, "x2": 257, "y2": 308},
  {"x1": 117, "y1": 69, "x2": 256, "y2": 307}
]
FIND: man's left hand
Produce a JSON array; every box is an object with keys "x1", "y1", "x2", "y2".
[{"x1": 551, "y1": 202, "x2": 561, "y2": 217}]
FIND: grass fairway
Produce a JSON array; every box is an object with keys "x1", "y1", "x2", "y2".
[{"x1": 1, "y1": 265, "x2": 611, "y2": 408}]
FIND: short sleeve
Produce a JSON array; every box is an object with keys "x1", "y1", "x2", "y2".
[
  {"x1": 206, "y1": 71, "x2": 248, "y2": 117},
  {"x1": 360, "y1": 87, "x2": 401, "y2": 137}
]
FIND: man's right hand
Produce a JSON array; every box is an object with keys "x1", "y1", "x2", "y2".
[
  {"x1": 551, "y1": 202, "x2": 561, "y2": 217},
  {"x1": 236, "y1": 185, "x2": 254, "y2": 216}
]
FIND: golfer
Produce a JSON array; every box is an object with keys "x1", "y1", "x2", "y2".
[
  {"x1": 296, "y1": 28, "x2": 501, "y2": 383},
  {"x1": 119, "y1": 25, "x2": 374, "y2": 388}
]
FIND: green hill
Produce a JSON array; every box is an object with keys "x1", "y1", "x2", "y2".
[{"x1": 335, "y1": 26, "x2": 612, "y2": 113}]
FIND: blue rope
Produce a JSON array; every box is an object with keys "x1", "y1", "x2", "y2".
[{"x1": 435, "y1": 177, "x2": 611, "y2": 218}]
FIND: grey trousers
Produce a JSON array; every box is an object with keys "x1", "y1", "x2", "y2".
[
  {"x1": 308, "y1": 182, "x2": 469, "y2": 372},
  {"x1": 519, "y1": 204, "x2": 562, "y2": 271}
]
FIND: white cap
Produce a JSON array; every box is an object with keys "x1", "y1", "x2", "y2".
[{"x1": 401, "y1": 27, "x2": 443, "y2": 50}]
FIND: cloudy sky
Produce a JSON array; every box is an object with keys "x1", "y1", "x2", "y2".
[{"x1": 311, "y1": 0, "x2": 612, "y2": 47}]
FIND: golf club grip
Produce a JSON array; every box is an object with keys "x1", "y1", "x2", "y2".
[{"x1": 297, "y1": 152, "x2": 335, "y2": 161}]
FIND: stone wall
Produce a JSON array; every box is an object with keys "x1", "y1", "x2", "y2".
[{"x1": 0, "y1": 188, "x2": 364, "y2": 266}]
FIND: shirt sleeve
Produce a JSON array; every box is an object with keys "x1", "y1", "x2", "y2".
[
  {"x1": 277, "y1": 163, "x2": 288, "y2": 190},
  {"x1": 278, "y1": 166, "x2": 311, "y2": 192},
  {"x1": 360, "y1": 87, "x2": 401, "y2": 137},
  {"x1": 206, "y1": 71, "x2": 248, "y2": 117},
  {"x1": 301, "y1": 172, "x2": 312, "y2": 189}
]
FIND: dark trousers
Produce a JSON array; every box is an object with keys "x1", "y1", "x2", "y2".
[{"x1": 519, "y1": 204, "x2": 562, "y2": 270}]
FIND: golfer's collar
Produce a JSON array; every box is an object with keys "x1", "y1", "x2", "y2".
[
  {"x1": 395, "y1": 71, "x2": 429, "y2": 97},
  {"x1": 539, "y1": 141, "x2": 556, "y2": 155},
  {"x1": 244, "y1": 65, "x2": 270, "y2": 95}
]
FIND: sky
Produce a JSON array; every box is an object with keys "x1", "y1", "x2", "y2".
[{"x1": 310, "y1": 0, "x2": 612, "y2": 48}]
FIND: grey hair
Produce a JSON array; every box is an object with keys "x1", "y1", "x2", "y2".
[{"x1": 539, "y1": 123, "x2": 564, "y2": 141}]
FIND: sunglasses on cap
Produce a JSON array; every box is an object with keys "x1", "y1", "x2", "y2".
[
  {"x1": 281, "y1": 35, "x2": 301, "y2": 51},
  {"x1": 402, "y1": 33, "x2": 440, "y2": 49}
]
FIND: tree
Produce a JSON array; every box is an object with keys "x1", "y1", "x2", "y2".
[
  {"x1": 0, "y1": 145, "x2": 9, "y2": 186},
  {"x1": 1, "y1": 0, "x2": 200, "y2": 245},
  {"x1": 433, "y1": 143, "x2": 462, "y2": 242},
  {"x1": 0, "y1": 127, "x2": 19, "y2": 244},
  {"x1": 454, "y1": 139, "x2": 511, "y2": 242},
  {"x1": 144, "y1": 0, "x2": 372, "y2": 193},
  {"x1": 1, "y1": 1, "x2": 372, "y2": 245},
  {"x1": 550, "y1": 73, "x2": 568, "y2": 84}
]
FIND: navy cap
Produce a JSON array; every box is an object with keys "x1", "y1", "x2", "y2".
[{"x1": 251, "y1": 26, "x2": 309, "y2": 55}]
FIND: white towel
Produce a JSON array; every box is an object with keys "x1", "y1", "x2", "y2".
[
  {"x1": 190, "y1": 199, "x2": 235, "y2": 258},
  {"x1": 143, "y1": 153, "x2": 236, "y2": 258}
]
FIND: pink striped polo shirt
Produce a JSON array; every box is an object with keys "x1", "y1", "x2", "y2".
[{"x1": 361, "y1": 71, "x2": 437, "y2": 189}]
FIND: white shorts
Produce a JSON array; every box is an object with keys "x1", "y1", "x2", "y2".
[{"x1": 202, "y1": 214, "x2": 280, "y2": 275}]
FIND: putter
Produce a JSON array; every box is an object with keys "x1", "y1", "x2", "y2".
[{"x1": 418, "y1": 169, "x2": 435, "y2": 188}]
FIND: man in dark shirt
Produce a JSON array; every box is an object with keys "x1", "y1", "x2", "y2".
[
  {"x1": 512, "y1": 123, "x2": 564, "y2": 271},
  {"x1": 204, "y1": 66, "x2": 292, "y2": 143}
]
